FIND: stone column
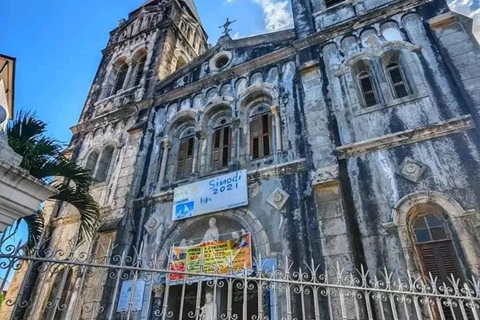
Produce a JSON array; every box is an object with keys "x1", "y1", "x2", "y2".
[
  {"x1": 122, "y1": 58, "x2": 135, "y2": 90},
  {"x1": 270, "y1": 105, "x2": 282, "y2": 152},
  {"x1": 192, "y1": 129, "x2": 205, "y2": 177},
  {"x1": 231, "y1": 117, "x2": 241, "y2": 168},
  {"x1": 158, "y1": 138, "x2": 171, "y2": 186}
]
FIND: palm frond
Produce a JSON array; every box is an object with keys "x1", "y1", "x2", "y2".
[
  {"x1": 6, "y1": 111, "x2": 46, "y2": 149},
  {"x1": 28, "y1": 157, "x2": 94, "y2": 191},
  {"x1": 22, "y1": 212, "x2": 45, "y2": 253},
  {"x1": 50, "y1": 184, "x2": 99, "y2": 241}
]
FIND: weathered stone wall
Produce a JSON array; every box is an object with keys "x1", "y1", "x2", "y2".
[{"x1": 10, "y1": 0, "x2": 480, "y2": 319}]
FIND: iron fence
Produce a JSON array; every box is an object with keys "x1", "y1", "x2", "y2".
[{"x1": 0, "y1": 235, "x2": 479, "y2": 320}]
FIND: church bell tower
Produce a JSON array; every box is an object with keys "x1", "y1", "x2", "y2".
[{"x1": 79, "y1": 0, "x2": 208, "y2": 123}]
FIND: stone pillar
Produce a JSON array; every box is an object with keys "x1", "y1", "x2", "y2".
[
  {"x1": 158, "y1": 138, "x2": 171, "y2": 186},
  {"x1": 192, "y1": 129, "x2": 205, "y2": 177},
  {"x1": 122, "y1": 58, "x2": 135, "y2": 90},
  {"x1": 270, "y1": 105, "x2": 282, "y2": 152},
  {"x1": 231, "y1": 117, "x2": 241, "y2": 168}
]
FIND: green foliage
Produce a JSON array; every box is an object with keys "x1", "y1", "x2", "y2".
[{"x1": 6, "y1": 112, "x2": 99, "y2": 247}]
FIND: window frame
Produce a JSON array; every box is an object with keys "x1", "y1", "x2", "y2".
[
  {"x1": 112, "y1": 62, "x2": 129, "y2": 95},
  {"x1": 133, "y1": 53, "x2": 147, "y2": 86},
  {"x1": 95, "y1": 146, "x2": 115, "y2": 183},
  {"x1": 211, "y1": 118, "x2": 232, "y2": 171},
  {"x1": 176, "y1": 127, "x2": 196, "y2": 181},
  {"x1": 249, "y1": 105, "x2": 273, "y2": 160},
  {"x1": 357, "y1": 69, "x2": 378, "y2": 107},
  {"x1": 385, "y1": 62, "x2": 410, "y2": 99}
]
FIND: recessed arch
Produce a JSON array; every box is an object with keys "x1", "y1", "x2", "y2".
[
  {"x1": 387, "y1": 192, "x2": 480, "y2": 278},
  {"x1": 156, "y1": 209, "x2": 271, "y2": 267}
]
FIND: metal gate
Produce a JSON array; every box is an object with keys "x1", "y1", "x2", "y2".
[{"x1": 0, "y1": 237, "x2": 479, "y2": 320}]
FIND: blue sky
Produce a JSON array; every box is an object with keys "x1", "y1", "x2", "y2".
[{"x1": 0, "y1": 0, "x2": 293, "y2": 143}]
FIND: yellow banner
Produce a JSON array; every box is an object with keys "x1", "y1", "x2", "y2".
[{"x1": 169, "y1": 233, "x2": 252, "y2": 280}]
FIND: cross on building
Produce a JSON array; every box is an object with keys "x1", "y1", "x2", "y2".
[{"x1": 219, "y1": 18, "x2": 236, "y2": 37}]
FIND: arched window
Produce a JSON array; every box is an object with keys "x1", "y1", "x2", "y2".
[
  {"x1": 353, "y1": 60, "x2": 378, "y2": 107},
  {"x1": 176, "y1": 127, "x2": 195, "y2": 180},
  {"x1": 137, "y1": 17, "x2": 144, "y2": 32},
  {"x1": 411, "y1": 213, "x2": 462, "y2": 280},
  {"x1": 175, "y1": 56, "x2": 187, "y2": 71},
  {"x1": 95, "y1": 146, "x2": 114, "y2": 182},
  {"x1": 42, "y1": 268, "x2": 74, "y2": 320},
  {"x1": 85, "y1": 151, "x2": 99, "y2": 175},
  {"x1": 382, "y1": 51, "x2": 410, "y2": 99},
  {"x1": 112, "y1": 62, "x2": 129, "y2": 94},
  {"x1": 212, "y1": 117, "x2": 231, "y2": 170},
  {"x1": 411, "y1": 212, "x2": 467, "y2": 319},
  {"x1": 250, "y1": 104, "x2": 272, "y2": 160},
  {"x1": 133, "y1": 53, "x2": 147, "y2": 86}
]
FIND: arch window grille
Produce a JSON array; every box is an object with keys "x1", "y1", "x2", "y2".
[
  {"x1": 176, "y1": 128, "x2": 196, "y2": 180},
  {"x1": 212, "y1": 117, "x2": 232, "y2": 170},
  {"x1": 95, "y1": 146, "x2": 115, "y2": 183},
  {"x1": 112, "y1": 62, "x2": 129, "y2": 94},
  {"x1": 250, "y1": 104, "x2": 272, "y2": 160},
  {"x1": 134, "y1": 53, "x2": 147, "y2": 86}
]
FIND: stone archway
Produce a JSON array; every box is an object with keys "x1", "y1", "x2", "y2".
[
  {"x1": 158, "y1": 208, "x2": 271, "y2": 266},
  {"x1": 385, "y1": 192, "x2": 480, "y2": 277},
  {"x1": 155, "y1": 209, "x2": 272, "y2": 320}
]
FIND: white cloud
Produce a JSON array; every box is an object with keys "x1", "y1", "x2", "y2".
[
  {"x1": 225, "y1": 0, "x2": 294, "y2": 32},
  {"x1": 253, "y1": 0, "x2": 294, "y2": 32}
]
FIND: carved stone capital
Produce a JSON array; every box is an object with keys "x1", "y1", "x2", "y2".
[
  {"x1": 270, "y1": 105, "x2": 279, "y2": 116},
  {"x1": 162, "y1": 138, "x2": 172, "y2": 149},
  {"x1": 195, "y1": 129, "x2": 206, "y2": 139}
]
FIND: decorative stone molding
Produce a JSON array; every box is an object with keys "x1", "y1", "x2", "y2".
[
  {"x1": 267, "y1": 188, "x2": 290, "y2": 211},
  {"x1": 336, "y1": 116, "x2": 475, "y2": 159},
  {"x1": 311, "y1": 165, "x2": 339, "y2": 186},
  {"x1": 247, "y1": 158, "x2": 307, "y2": 182},
  {"x1": 396, "y1": 157, "x2": 427, "y2": 183}
]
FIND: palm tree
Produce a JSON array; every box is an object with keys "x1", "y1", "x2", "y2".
[{"x1": 6, "y1": 112, "x2": 99, "y2": 248}]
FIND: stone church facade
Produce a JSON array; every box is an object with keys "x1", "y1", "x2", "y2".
[{"x1": 3, "y1": 0, "x2": 480, "y2": 319}]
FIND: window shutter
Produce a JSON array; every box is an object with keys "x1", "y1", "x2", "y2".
[
  {"x1": 419, "y1": 241, "x2": 467, "y2": 320},
  {"x1": 262, "y1": 114, "x2": 272, "y2": 157},
  {"x1": 419, "y1": 241, "x2": 461, "y2": 282},
  {"x1": 212, "y1": 129, "x2": 221, "y2": 170},
  {"x1": 176, "y1": 138, "x2": 189, "y2": 179},
  {"x1": 250, "y1": 117, "x2": 261, "y2": 159},
  {"x1": 222, "y1": 126, "x2": 230, "y2": 167},
  {"x1": 184, "y1": 137, "x2": 195, "y2": 177}
]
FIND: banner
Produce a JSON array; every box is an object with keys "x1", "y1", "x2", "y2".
[
  {"x1": 169, "y1": 233, "x2": 252, "y2": 281},
  {"x1": 172, "y1": 170, "x2": 248, "y2": 221}
]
